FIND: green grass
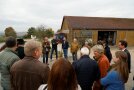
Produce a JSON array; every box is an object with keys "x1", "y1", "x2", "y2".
[{"x1": 0, "y1": 36, "x2": 5, "y2": 43}]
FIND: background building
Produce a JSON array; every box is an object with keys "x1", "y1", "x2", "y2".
[{"x1": 61, "y1": 16, "x2": 134, "y2": 46}]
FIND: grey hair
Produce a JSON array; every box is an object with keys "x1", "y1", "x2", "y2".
[
  {"x1": 80, "y1": 47, "x2": 89, "y2": 55},
  {"x1": 92, "y1": 45, "x2": 104, "y2": 54},
  {"x1": 24, "y1": 40, "x2": 42, "y2": 56},
  {"x1": 85, "y1": 41, "x2": 88, "y2": 44}
]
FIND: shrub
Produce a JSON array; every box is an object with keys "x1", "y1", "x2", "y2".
[{"x1": 0, "y1": 36, "x2": 5, "y2": 43}]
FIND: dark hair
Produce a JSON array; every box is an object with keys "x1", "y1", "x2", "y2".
[
  {"x1": 6, "y1": 36, "x2": 17, "y2": 48},
  {"x1": 17, "y1": 39, "x2": 25, "y2": 45},
  {"x1": 119, "y1": 40, "x2": 127, "y2": 48},
  {"x1": 47, "y1": 58, "x2": 78, "y2": 90},
  {"x1": 97, "y1": 40, "x2": 103, "y2": 46}
]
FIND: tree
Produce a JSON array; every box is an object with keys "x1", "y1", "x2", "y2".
[
  {"x1": 27, "y1": 27, "x2": 36, "y2": 38},
  {"x1": 26, "y1": 25, "x2": 54, "y2": 39},
  {"x1": 5, "y1": 27, "x2": 17, "y2": 38},
  {"x1": 45, "y1": 28, "x2": 54, "y2": 38},
  {"x1": 36, "y1": 25, "x2": 54, "y2": 39},
  {"x1": 57, "y1": 29, "x2": 61, "y2": 33},
  {"x1": 36, "y1": 25, "x2": 46, "y2": 39}
]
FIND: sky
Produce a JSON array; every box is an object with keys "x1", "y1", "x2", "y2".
[{"x1": 0, "y1": 0, "x2": 134, "y2": 32}]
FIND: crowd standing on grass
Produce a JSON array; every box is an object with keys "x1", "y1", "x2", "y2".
[{"x1": 0, "y1": 35, "x2": 132, "y2": 90}]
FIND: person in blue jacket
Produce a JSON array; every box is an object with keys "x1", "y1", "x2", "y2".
[
  {"x1": 62, "y1": 37, "x2": 69, "y2": 59},
  {"x1": 101, "y1": 51, "x2": 129, "y2": 90}
]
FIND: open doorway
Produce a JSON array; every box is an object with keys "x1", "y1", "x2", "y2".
[{"x1": 98, "y1": 31, "x2": 116, "y2": 45}]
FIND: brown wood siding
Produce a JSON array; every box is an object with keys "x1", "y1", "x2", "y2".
[
  {"x1": 73, "y1": 30, "x2": 94, "y2": 46},
  {"x1": 72, "y1": 30, "x2": 84, "y2": 46},
  {"x1": 61, "y1": 16, "x2": 134, "y2": 46},
  {"x1": 67, "y1": 28, "x2": 72, "y2": 44},
  {"x1": 92, "y1": 31, "x2": 98, "y2": 44},
  {"x1": 61, "y1": 20, "x2": 69, "y2": 30},
  {"x1": 126, "y1": 31, "x2": 134, "y2": 46},
  {"x1": 116, "y1": 30, "x2": 126, "y2": 45},
  {"x1": 116, "y1": 30, "x2": 134, "y2": 46},
  {"x1": 61, "y1": 19, "x2": 72, "y2": 43}
]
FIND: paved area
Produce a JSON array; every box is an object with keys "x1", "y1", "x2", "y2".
[{"x1": 0, "y1": 42, "x2": 134, "y2": 90}]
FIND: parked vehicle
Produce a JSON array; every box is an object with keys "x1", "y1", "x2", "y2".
[{"x1": 55, "y1": 33, "x2": 67, "y2": 43}]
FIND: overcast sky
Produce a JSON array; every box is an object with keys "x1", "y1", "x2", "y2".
[{"x1": 0, "y1": 0, "x2": 134, "y2": 32}]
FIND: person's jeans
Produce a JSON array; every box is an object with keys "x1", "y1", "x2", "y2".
[
  {"x1": 72, "y1": 52, "x2": 77, "y2": 61},
  {"x1": 50, "y1": 48, "x2": 58, "y2": 60},
  {"x1": 43, "y1": 52, "x2": 49, "y2": 64},
  {"x1": 63, "y1": 49, "x2": 68, "y2": 59}
]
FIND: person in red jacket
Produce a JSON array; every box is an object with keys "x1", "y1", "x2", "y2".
[{"x1": 92, "y1": 44, "x2": 110, "y2": 90}]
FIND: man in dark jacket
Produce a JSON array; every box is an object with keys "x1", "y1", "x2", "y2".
[
  {"x1": 72, "y1": 47, "x2": 100, "y2": 90},
  {"x1": 97, "y1": 40, "x2": 112, "y2": 63},
  {"x1": 10, "y1": 40, "x2": 50, "y2": 90},
  {"x1": 16, "y1": 38, "x2": 25, "y2": 59},
  {"x1": 50, "y1": 36, "x2": 58, "y2": 60},
  {"x1": 62, "y1": 37, "x2": 69, "y2": 59},
  {"x1": 103, "y1": 42, "x2": 112, "y2": 63},
  {"x1": 118, "y1": 40, "x2": 131, "y2": 73}
]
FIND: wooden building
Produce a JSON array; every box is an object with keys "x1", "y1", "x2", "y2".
[{"x1": 61, "y1": 16, "x2": 134, "y2": 46}]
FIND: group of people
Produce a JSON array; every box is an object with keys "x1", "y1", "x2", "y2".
[
  {"x1": 0, "y1": 36, "x2": 133, "y2": 90},
  {"x1": 0, "y1": 36, "x2": 50, "y2": 90},
  {"x1": 0, "y1": 36, "x2": 79, "y2": 90},
  {"x1": 41, "y1": 36, "x2": 132, "y2": 90},
  {"x1": 42, "y1": 36, "x2": 79, "y2": 64}
]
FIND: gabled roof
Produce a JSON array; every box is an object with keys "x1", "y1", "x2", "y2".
[{"x1": 61, "y1": 16, "x2": 134, "y2": 30}]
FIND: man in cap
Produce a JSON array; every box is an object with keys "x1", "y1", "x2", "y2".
[{"x1": 16, "y1": 38, "x2": 25, "y2": 59}]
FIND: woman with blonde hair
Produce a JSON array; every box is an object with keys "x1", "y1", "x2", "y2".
[
  {"x1": 101, "y1": 51, "x2": 129, "y2": 90},
  {"x1": 38, "y1": 58, "x2": 80, "y2": 90}
]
